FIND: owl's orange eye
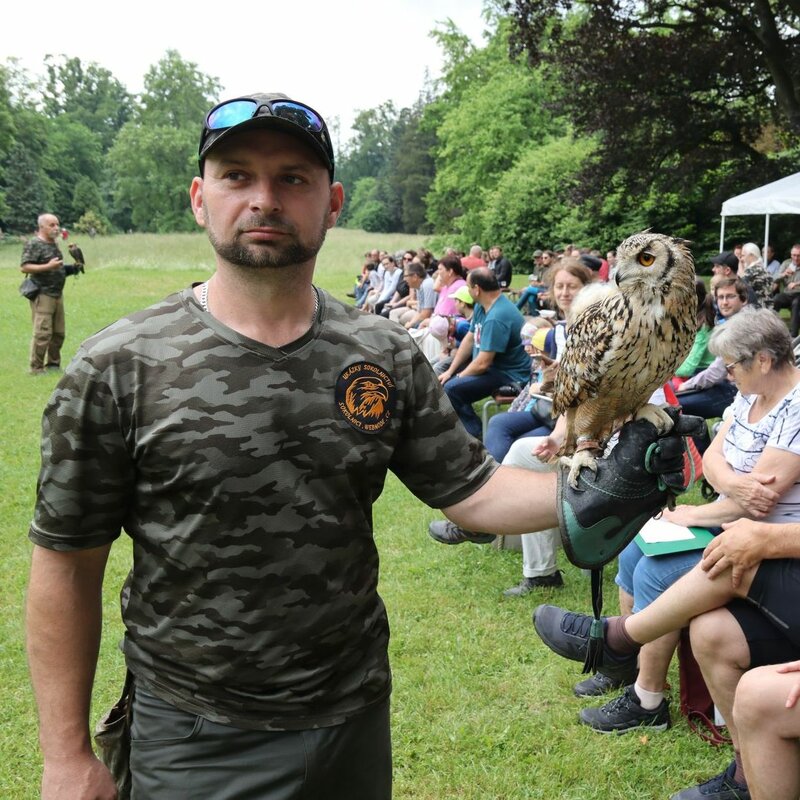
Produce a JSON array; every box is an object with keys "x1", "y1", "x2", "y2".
[{"x1": 638, "y1": 252, "x2": 656, "y2": 267}]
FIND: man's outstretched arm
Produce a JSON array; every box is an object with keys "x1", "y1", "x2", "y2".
[
  {"x1": 26, "y1": 544, "x2": 118, "y2": 800},
  {"x1": 444, "y1": 409, "x2": 703, "y2": 567}
]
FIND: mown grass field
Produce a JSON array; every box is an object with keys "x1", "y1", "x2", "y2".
[{"x1": 0, "y1": 230, "x2": 725, "y2": 799}]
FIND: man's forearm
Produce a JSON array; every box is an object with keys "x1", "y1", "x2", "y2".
[
  {"x1": 760, "y1": 523, "x2": 800, "y2": 560},
  {"x1": 459, "y1": 352, "x2": 493, "y2": 377},
  {"x1": 27, "y1": 545, "x2": 110, "y2": 759},
  {"x1": 447, "y1": 337, "x2": 473, "y2": 374},
  {"x1": 443, "y1": 465, "x2": 558, "y2": 535}
]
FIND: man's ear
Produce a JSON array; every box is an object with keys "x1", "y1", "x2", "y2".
[
  {"x1": 327, "y1": 182, "x2": 345, "y2": 229},
  {"x1": 189, "y1": 177, "x2": 206, "y2": 228}
]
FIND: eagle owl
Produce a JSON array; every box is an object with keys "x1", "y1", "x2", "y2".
[{"x1": 553, "y1": 232, "x2": 696, "y2": 487}]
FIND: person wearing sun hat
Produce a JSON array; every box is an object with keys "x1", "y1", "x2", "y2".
[{"x1": 450, "y1": 284, "x2": 474, "y2": 307}]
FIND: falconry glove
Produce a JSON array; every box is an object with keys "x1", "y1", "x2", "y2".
[{"x1": 555, "y1": 406, "x2": 706, "y2": 673}]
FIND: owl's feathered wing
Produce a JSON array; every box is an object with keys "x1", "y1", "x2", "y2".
[{"x1": 552, "y1": 285, "x2": 624, "y2": 417}]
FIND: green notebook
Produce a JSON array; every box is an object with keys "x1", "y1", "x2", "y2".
[{"x1": 634, "y1": 518, "x2": 715, "y2": 557}]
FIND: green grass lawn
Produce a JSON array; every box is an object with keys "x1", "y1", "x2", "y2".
[{"x1": 0, "y1": 231, "x2": 726, "y2": 798}]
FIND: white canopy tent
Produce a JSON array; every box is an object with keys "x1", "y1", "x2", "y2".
[{"x1": 720, "y1": 171, "x2": 800, "y2": 254}]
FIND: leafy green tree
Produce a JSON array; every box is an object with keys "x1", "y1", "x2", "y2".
[
  {"x1": 2, "y1": 142, "x2": 49, "y2": 233},
  {"x1": 481, "y1": 134, "x2": 596, "y2": 263},
  {"x1": 75, "y1": 209, "x2": 110, "y2": 236},
  {"x1": 106, "y1": 123, "x2": 196, "y2": 232},
  {"x1": 390, "y1": 107, "x2": 436, "y2": 233},
  {"x1": 425, "y1": 51, "x2": 564, "y2": 244},
  {"x1": 41, "y1": 117, "x2": 104, "y2": 225},
  {"x1": 347, "y1": 177, "x2": 394, "y2": 232},
  {"x1": 0, "y1": 66, "x2": 16, "y2": 220},
  {"x1": 0, "y1": 66, "x2": 15, "y2": 163},
  {"x1": 504, "y1": 0, "x2": 800, "y2": 201},
  {"x1": 42, "y1": 56, "x2": 133, "y2": 150},
  {"x1": 137, "y1": 50, "x2": 221, "y2": 129},
  {"x1": 337, "y1": 102, "x2": 399, "y2": 192},
  {"x1": 72, "y1": 175, "x2": 105, "y2": 220}
]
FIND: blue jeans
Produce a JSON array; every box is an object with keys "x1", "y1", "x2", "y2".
[
  {"x1": 515, "y1": 287, "x2": 541, "y2": 315},
  {"x1": 677, "y1": 382, "x2": 737, "y2": 420},
  {"x1": 485, "y1": 410, "x2": 552, "y2": 462},
  {"x1": 444, "y1": 367, "x2": 515, "y2": 439},
  {"x1": 615, "y1": 540, "x2": 702, "y2": 612}
]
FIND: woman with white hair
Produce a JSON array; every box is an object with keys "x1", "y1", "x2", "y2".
[{"x1": 739, "y1": 242, "x2": 773, "y2": 308}]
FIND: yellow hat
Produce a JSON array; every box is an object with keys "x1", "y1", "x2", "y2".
[{"x1": 531, "y1": 327, "x2": 549, "y2": 352}]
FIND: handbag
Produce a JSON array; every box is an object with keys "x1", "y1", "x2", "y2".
[
  {"x1": 678, "y1": 628, "x2": 731, "y2": 745},
  {"x1": 19, "y1": 277, "x2": 40, "y2": 300},
  {"x1": 94, "y1": 669, "x2": 134, "y2": 799}
]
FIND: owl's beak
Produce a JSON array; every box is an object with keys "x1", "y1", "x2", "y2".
[{"x1": 614, "y1": 271, "x2": 621, "y2": 287}]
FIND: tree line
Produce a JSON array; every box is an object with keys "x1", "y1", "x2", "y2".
[{"x1": 1, "y1": 1, "x2": 799, "y2": 267}]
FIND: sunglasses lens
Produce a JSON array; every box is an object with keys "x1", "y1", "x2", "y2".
[
  {"x1": 271, "y1": 101, "x2": 324, "y2": 132},
  {"x1": 207, "y1": 100, "x2": 258, "y2": 130}
]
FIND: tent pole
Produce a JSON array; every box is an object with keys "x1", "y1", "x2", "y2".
[
  {"x1": 720, "y1": 217, "x2": 726, "y2": 252},
  {"x1": 764, "y1": 214, "x2": 771, "y2": 261}
]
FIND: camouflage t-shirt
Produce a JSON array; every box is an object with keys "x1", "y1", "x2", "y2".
[
  {"x1": 29, "y1": 287, "x2": 496, "y2": 731},
  {"x1": 20, "y1": 237, "x2": 65, "y2": 296},
  {"x1": 743, "y1": 263, "x2": 773, "y2": 308}
]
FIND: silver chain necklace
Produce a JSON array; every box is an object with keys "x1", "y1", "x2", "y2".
[{"x1": 200, "y1": 281, "x2": 319, "y2": 325}]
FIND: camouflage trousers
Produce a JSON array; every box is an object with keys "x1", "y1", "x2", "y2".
[
  {"x1": 130, "y1": 687, "x2": 392, "y2": 799},
  {"x1": 29, "y1": 293, "x2": 65, "y2": 371}
]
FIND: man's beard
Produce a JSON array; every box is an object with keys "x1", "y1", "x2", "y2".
[{"x1": 206, "y1": 212, "x2": 329, "y2": 270}]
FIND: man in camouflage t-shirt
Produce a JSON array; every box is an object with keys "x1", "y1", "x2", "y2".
[
  {"x1": 25, "y1": 93, "x2": 696, "y2": 800},
  {"x1": 20, "y1": 213, "x2": 68, "y2": 374}
]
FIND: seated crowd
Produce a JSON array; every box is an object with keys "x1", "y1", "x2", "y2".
[{"x1": 350, "y1": 239, "x2": 800, "y2": 800}]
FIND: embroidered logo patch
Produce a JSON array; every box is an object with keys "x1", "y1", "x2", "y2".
[{"x1": 335, "y1": 362, "x2": 396, "y2": 434}]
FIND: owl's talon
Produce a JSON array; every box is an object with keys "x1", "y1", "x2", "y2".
[
  {"x1": 634, "y1": 403, "x2": 675, "y2": 435},
  {"x1": 562, "y1": 451, "x2": 599, "y2": 489}
]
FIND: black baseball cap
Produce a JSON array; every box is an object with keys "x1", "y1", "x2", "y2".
[
  {"x1": 710, "y1": 251, "x2": 738, "y2": 270},
  {"x1": 198, "y1": 93, "x2": 335, "y2": 181}
]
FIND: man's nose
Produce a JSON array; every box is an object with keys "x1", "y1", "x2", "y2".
[{"x1": 250, "y1": 179, "x2": 282, "y2": 211}]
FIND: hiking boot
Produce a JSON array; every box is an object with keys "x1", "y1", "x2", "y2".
[
  {"x1": 579, "y1": 685, "x2": 670, "y2": 734},
  {"x1": 427, "y1": 520, "x2": 496, "y2": 545},
  {"x1": 503, "y1": 571, "x2": 564, "y2": 596},
  {"x1": 532, "y1": 605, "x2": 639, "y2": 682},
  {"x1": 669, "y1": 761, "x2": 750, "y2": 799},
  {"x1": 573, "y1": 671, "x2": 632, "y2": 698}
]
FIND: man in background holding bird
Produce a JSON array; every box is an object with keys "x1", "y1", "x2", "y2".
[{"x1": 19, "y1": 213, "x2": 74, "y2": 375}]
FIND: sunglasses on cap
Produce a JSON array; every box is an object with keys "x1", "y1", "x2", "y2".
[{"x1": 199, "y1": 95, "x2": 334, "y2": 179}]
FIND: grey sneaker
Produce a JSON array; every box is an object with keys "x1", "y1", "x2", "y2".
[
  {"x1": 503, "y1": 571, "x2": 564, "y2": 596},
  {"x1": 532, "y1": 605, "x2": 639, "y2": 682},
  {"x1": 670, "y1": 761, "x2": 750, "y2": 799},
  {"x1": 573, "y1": 671, "x2": 631, "y2": 698},
  {"x1": 579, "y1": 685, "x2": 670, "y2": 734},
  {"x1": 427, "y1": 520, "x2": 495, "y2": 545}
]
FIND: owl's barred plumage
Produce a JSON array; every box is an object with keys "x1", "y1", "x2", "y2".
[{"x1": 553, "y1": 232, "x2": 696, "y2": 479}]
